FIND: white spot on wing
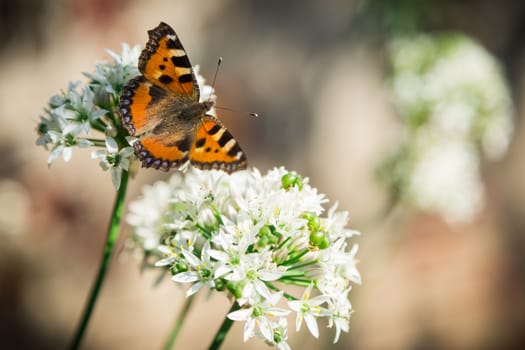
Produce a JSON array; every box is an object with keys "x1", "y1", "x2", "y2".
[
  {"x1": 176, "y1": 67, "x2": 192, "y2": 75},
  {"x1": 212, "y1": 128, "x2": 225, "y2": 141},
  {"x1": 170, "y1": 49, "x2": 186, "y2": 57},
  {"x1": 223, "y1": 139, "x2": 236, "y2": 152}
]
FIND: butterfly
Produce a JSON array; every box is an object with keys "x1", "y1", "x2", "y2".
[{"x1": 119, "y1": 22, "x2": 247, "y2": 172}]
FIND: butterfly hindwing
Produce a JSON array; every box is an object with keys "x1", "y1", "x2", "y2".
[
  {"x1": 134, "y1": 134, "x2": 191, "y2": 171},
  {"x1": 189, "y1": 115, "x2": 247, "y2": 172},
  {"x1": 139, "y1": 22, "x2": 199, "y2": 101}
]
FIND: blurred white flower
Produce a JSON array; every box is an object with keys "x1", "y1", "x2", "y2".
[
  {"x1": 408, "y1": 135, "x2": 483, "y2": 222},
  {"x1": 382, "y1": 33, "x2": 514, "y2": 222},
  {"x1": 126, "y1": 180, "x2": 173, "y2": 251}
]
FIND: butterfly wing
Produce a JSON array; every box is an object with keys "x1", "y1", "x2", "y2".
[
  {"x1": 120, "y1": 76, "x2": 194, "y2": 171},
  {"x1": 134, "y1": 134, "x2": 190, "y2": 171},
  {"x1": 139, "y1": 22, "x2": 199, "y2": 101},
  {"x1": 189, "y1": 115, "x2": 247, "y2": 172}
]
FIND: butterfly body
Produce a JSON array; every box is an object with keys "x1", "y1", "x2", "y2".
[{"x1": 120, "y1": 22, "x2": 247, "y2": 172}]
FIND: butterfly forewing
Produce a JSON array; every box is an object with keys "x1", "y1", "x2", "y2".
[{"x1": 139, "y1": 22, "x2": 200, "y2": 101}]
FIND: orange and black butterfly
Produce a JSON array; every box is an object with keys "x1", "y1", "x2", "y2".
[{"x1": 119, "y1": 22, "x2": 247, "y2": 172}]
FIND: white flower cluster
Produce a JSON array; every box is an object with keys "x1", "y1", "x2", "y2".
[
  {"x1": 383, "y1": 33, "x2": 514, "y2": 222},
  {"x1": 36, "y1": 44, "x2": 141, "y2": 189},
  {"x1": 127, "y1": 167, "x2": 361, "y2": 348}
]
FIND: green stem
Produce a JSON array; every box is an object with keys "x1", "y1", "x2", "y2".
[
  {"x1": 266, "y1": 283, "x2": 297, "y2": 301},
  {"x1": 90, "y1": 118, "x2": 108, "y2": 133},
  {"x1": 84, "y1": 138, "x2": 106, "y2": 147},
  {"x1": 279, "y1": 278, "x2": 311, "y2": 286},
  {"x1": 281, "y1": 270, "x2": 307, "y2": 278},
  {"x1": 281, "y1": 249, "x2": 309, "y2": 265},
  {"x1": 208, "y1": 301, "x2": 240, "y2": 350},
  {"x1": 286, "y1": 260, "x2": 316, "y2": 271},
  {"x1": 69, "y1": 170, "x2": 129, "y2": 350},
  {"x1": 163, "y1": 296, "x2": 196, "y2": 350}
]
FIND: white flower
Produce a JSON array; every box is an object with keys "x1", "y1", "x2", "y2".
[
  {"x1": 107, "y1": 43, "x2": 141, "y2": 68},
  {"x1": 37, "y1": 42, "x2": 139, "y2": 176},
  {"x1": 210, "y1": 216, "x2": 259, "y2": 280},
  {"x1": 236, "y1": 250, "x2": 285, "y2": 306},
  {"x1": 46, "y1": 129, "x2": 92, "y2": 166},
  {"x1": 172, "y1": 241, "x2": 217, "y2": 296},
  {"x1": 64, "y1": 86, "x2": 107, "y2": 135},
  {"x1": 326, "y1": 286, "x2": 352, "y2": 343},
  {"x1": 267, "y1": 317, "x2": 291, "y2": 350},
  {"x1": 84, "y1": 43, "x2": 141, "y2": 101},
  {"x1": 127, "y1": 167, "x2": 360, "y2": 347},
  {"x1": 228, "y1": 291, "x2": 290, "y2": 342},
  {"x1": 37, "y1": 85, "x2": 100, "y2": 166},
  {"x1": 288, "y1": 284, "x2": 330, "y2": 338},
  {"x1": 91, "y1": 135, "x2": 134, "y2": 189}
]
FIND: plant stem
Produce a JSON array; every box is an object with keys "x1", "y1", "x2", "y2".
[
  {"x1": 208, "y1": 301, "x2": 240, "y2": 350},
  {"x1": 84, "y1": 138, "x2": 106, "y2": 147},
  {"x1": 162, "y1": 296, "x2": 196, "y2": 350},
  {"x1": 69, "y1": 170, "x2": 129, "y2": 350}
]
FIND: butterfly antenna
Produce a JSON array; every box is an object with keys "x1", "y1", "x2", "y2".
[
  {"x1": 207, "y1": 57, "x2": 222, "y2": 102},
  {"x1": 215, "y1": 106, "x2": 259, "y2": 118},
  {"x1": 209, "y1": 57, "x2": 259, "y2": 118}
]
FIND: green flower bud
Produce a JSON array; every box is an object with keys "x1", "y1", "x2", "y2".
[
  {"x1": 281, "y1": 172, "x2": 303, "y2": 190},
  {"x1": 310, "y1": 230, "x2": 330, "y2": 249},
  {"x1": 215, "y1": 278, "x2": 226, "y2": 291},
  {"x1": 226, "y1": 280, "x2": 244, "y2": 299},
  {"x1": 309, "y1": 230, "x2": 325, "y2": 247},
  {"x1": 302, "y1": 212, "x2": 320, "y2": 231}
]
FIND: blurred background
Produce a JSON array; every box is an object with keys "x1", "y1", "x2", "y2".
[{"x1": 2, "y1": 0, "x2": 525, "y2": 349}]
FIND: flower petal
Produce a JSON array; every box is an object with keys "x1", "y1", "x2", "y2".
[
  {"x1": 172, "y1": 271, "x2": 199, "y2": 283},
  {"x1": 304, "y1": 313, "x2": 320, "y2": 338}
]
